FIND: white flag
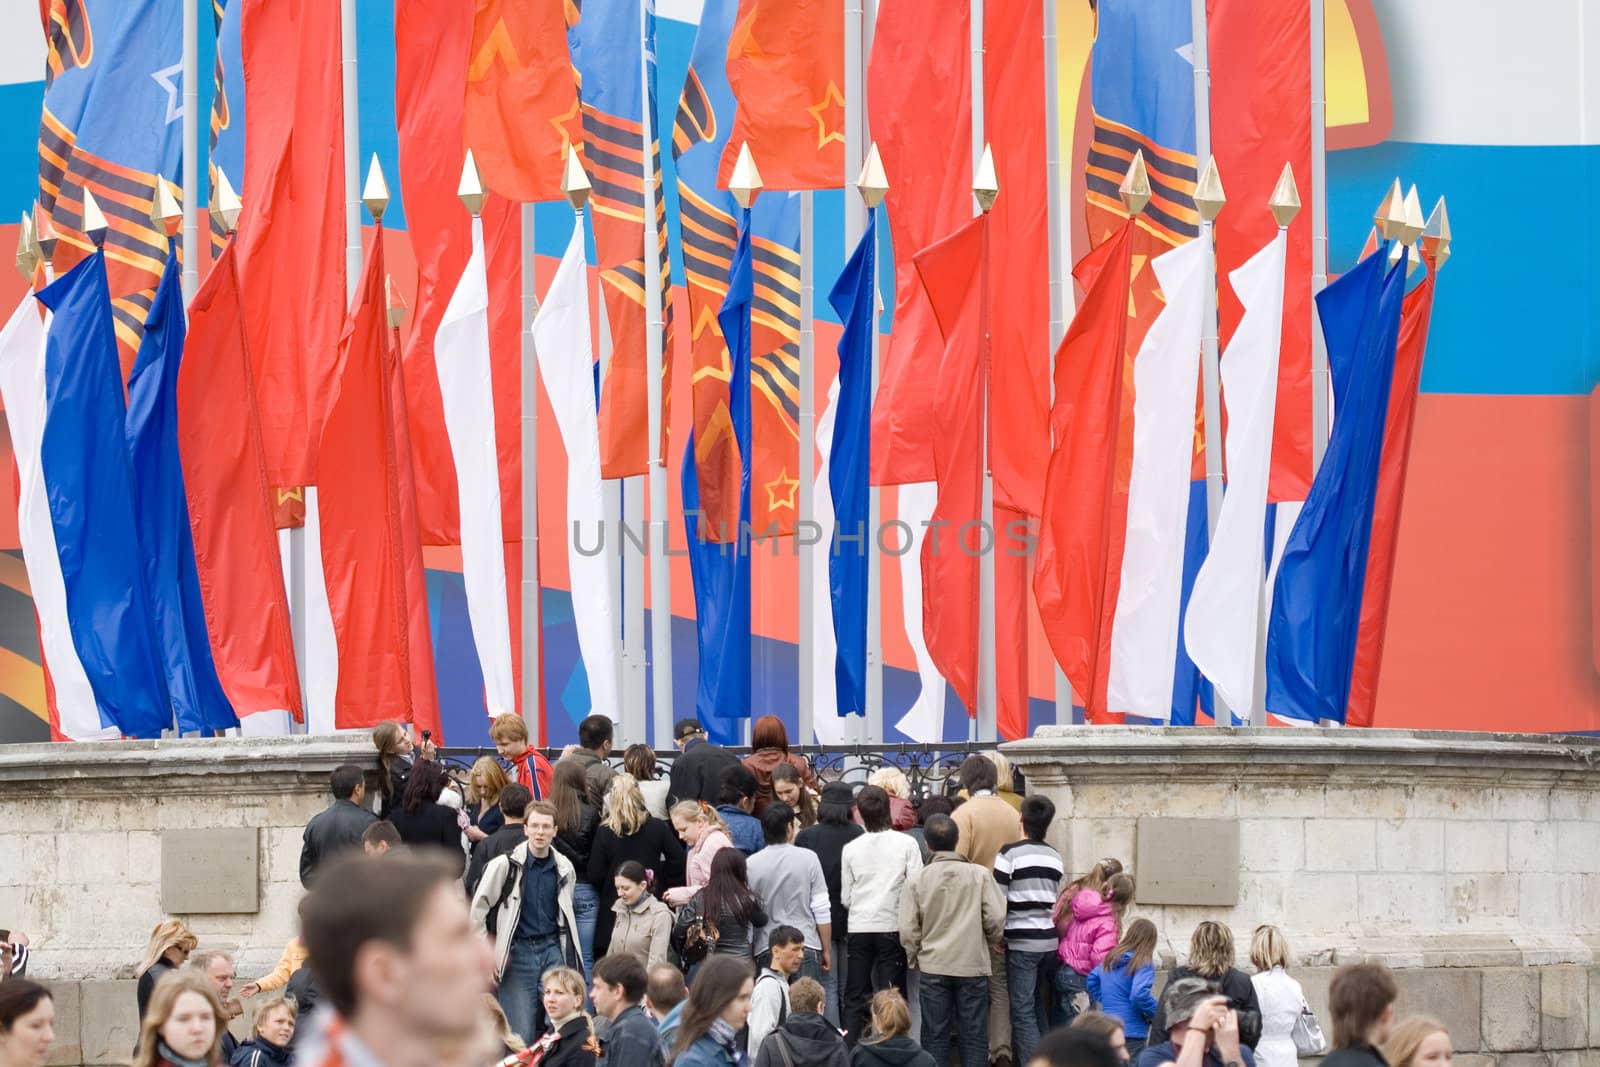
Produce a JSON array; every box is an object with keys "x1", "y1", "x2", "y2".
[
  {"x1": 434, "y1": 227, "x2": 516, "y2": 716},
  {"x1": 893, "y1": 480, "x2": 947, "y2": 744},
  {"x1": 1184, "y1": 229, "x2": 1288, "y2": 713},
  {"x1": 0, "y1": 298, "x2": 110, "y2": 740},
  {"x1": 534, "y1": 218, "x2": 620, "y2": 722},
  {"x1": 1106, "y1": 237, "x2": 1209, "y2": 718}
]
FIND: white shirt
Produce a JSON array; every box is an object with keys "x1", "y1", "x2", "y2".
[
  {"x1": 747, "y1": 968, "x2": 790, "y2": 1059},
  {"x1": 840, "y1": 829, "x2": 924, "y2": 933},
  {"x1": 1251, "y1": 966, "x2": 1308, "y2": 1067}
]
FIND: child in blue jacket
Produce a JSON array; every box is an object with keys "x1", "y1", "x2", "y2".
[{"x1": 1085, "y1": 918, "x2": 1159, "y2": 1056}]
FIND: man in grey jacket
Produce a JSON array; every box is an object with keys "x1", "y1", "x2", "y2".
[
  {"x1": 470, "y1": 800, "x2": 582, "y2": 1044},
  {"x1": 898, "y1": 814, "x2": 1006, "y2": 1067}
]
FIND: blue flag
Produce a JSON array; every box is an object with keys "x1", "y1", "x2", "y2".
[
  {"x1": 1264, "y1": 249, "x2": 1406, "y2": 723},
  {"x1": 826, "y1": 212, "x2": 876, "y2": 719},
  {"x1": 35, "y1": 252, "x2": 172, "y2": 738},
  {"x1": 126, "y1": 249, "x2": 238, "y2": 734},
  {"x1": 683, "y1": 210, "x2": 756, "y2": 745}
]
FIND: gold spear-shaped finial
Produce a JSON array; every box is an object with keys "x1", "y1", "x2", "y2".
[
  {"x1": 562, "y1": 148, "x2": 592, "y2": 211},
  {"x1": 1193, "y1": 157, "x2": 1225, "y2": 223},
  {"x1": 857, "y1": 143, "x2": 889, "y2": 210},
  {"x1": 458, "y1": 150, "x2": 486, "y2": 217},
  {"x1": 1422, "y1": 196, "x2": 1451, "y2": 270},
  {"x1": 728, "y1": 142, "x2": 763, "y2": 209},
  {"x1": 15, "y1": 214, "x2": 37, "y2": 283},
  {"x1": 973, "y1": 143, "x2": 999, "y2": 213},
  {"x1": 33, "y1": 203, "x2": 57, "y2": 268},
  {"x1": 80, "y1": 188, "x2": 109, "y2": 247},
  {"x1": 1373, "y1": 178, "x2": 1403, "y2": 241},
  {"x1": 363, "y1": 155, "x2": 390, "y2": 222},
  {"x1": 1119, "y1": 151, "x2": 1152, "y2": 216},
  {"x1": 1268, "y1": 163, "x2": 1301, "y2": 227},
  {"x1": 1399, "y1": 184, "x2": 1425, "y2": 246},
  {"x1": 151, "y1": 178, "x2": 183, "y2": 238},
  {"x1": 210, "y1": 169, "x2": 243, "y2": 233},
  {"x1": 385, "y1": 275, "x2": 408, "y2": 329}
]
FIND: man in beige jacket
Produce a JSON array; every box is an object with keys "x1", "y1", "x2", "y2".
[
  {"x1": 951, "y1": 754, "x2": 1023, "y2": 1064},
  {"x1": 898, "y1": 813, "x2": 1006, "y2": 1067}
]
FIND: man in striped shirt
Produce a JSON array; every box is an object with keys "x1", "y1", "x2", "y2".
[{"x1": 993, "y1": 796, "x2": 1065, "y2": 1067}]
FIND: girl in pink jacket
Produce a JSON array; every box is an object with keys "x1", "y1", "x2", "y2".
[{"x1": 1053, "y1": 870, "x2": 1136, "y2": 1023}]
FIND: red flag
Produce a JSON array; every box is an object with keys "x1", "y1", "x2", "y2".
[
  {"x1": 319, "y1": 232, "x2": 440, "y2": 734},
  {"x1": 1346, "y1": 260, "x2": 1437, "y2": 728},
  {"x1": 237, "y1": 0, "x2": 345, "y2": 488},
  {"x1": 867, "y1": 0, "x2": 970, "y2": 485},
  {"x1": 462, "y1": 0, "x2": 583, "y2": 202},
  {"x1": 396, "y1": 0, "x2": 525, "y2": 547},
  {"x1": 914, "y1": 216, "x2": 987, "y2": 715},
  {"x1": 1209, "y1": 0, "x2": 1313, "y2": 502},
  {"x1": 719, "y1": 0, "x2": 844, "y2": 191},
  {"x1": 178, "y1": 240, "x2": 304, "y2": 721},
  {"x1": 1032, "y1": 222, "x2": 1134, "y2": 721}
]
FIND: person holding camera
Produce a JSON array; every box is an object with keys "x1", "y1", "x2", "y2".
[{"x1": 1135, "y1": 978, "x2": 1256, "y2": 1067}]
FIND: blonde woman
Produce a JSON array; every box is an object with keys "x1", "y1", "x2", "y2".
[
  {"x1": 982, "y1": 751, "x2": 1024, "y2": 812},
  {"x1": 1250, "y1": 924, "x2": 1316, "y2": 1067},
  {"x1": 1151, "y1": 922, "x2": 1262, "y2": 1050},
  {"x1": 1382, "y1": 1016, "x2": 1452, "y2": 1067},
  {"x1": 665, "y1": 801, "x2": 732, "y2": 907},
  {"x1": 589, "y1": 774, "x2": 687, "y2": 957},
  {"x1": 466, "y1": 757, "x2": 510, "y2": 843},
  {"x1": 132, "y1": 970, "x2": 224, "y2": 1067},
  {"x1": 851, "y1": 989, "x2": 934, "y2": 1067},
  {"x1": 498, "y1": 968, "x2": 598, "y2": 1067},
  {"x1": 135, "y1": 921, "x2": 198, "y2": 1022}
]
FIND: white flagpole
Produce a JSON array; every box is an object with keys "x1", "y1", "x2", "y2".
[
  {"x1": 1310, "y1": 0, "x2": 1329, "y2": 468},
  {"x1": 641, "y1": 0, "x2": 674, "y2": 747},
  {"x1": 1042, "y1": 0, "x2": 1074, "y2": 727},
  {"x1": 798, "y1": 189, "x2": 816, "y2": 746},
  {"x1": 972, "y1": 0, "x2": 997, "y2": 744},
  {"x1": 521, "y1": 203, "x2": 544, "y2": 741},
  {"x1": 341, "y1": 0, "x2": 361, "y2": 297},
  {"x1": 834, "y1": 0, "x2": 865, "y2": 745},
  {"x1": 862, "y1": 0, "x2": 882, "y2": 745},
  {"x1": 180, "y1": 0, "x2": 198, "y2": 300}
]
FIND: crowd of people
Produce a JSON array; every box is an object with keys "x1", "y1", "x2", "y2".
[{"x1": 0, "y1": 717, "x2": 1464, "y2": 1067}]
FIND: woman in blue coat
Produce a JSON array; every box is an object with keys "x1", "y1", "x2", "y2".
[
  {"x1": 1086, "y1": 919, "x2": 1159, "y2": 1057},
  {"x1": 670, "y1": 956, "x2": 755, "y2": 1067}
]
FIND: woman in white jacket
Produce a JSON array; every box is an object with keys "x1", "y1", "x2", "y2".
[{"x1": 1250, "y1": 924, "x2": 1319, "y2": 1067}]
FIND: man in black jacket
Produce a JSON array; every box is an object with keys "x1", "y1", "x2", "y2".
[
  {"x1": 592, "y1": 953, "x2": 663, "y2": 1067},
  {"x1": 666, "y1": 718, "x2": 740, "y2": 805},
  {"x1": 465, "y1": 783, "x2": 531, "y2": 894},
  {"x1": 752, "y1": 978, "x2": 849, "y2": 1067},
  {"x1": 299, "y1": 765, "x2": 377, "y2": 888}
]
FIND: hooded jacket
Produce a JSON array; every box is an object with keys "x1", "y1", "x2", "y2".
[
  {"x1": 752, "y1": 1013, "x2": 850, "y2": 1067},
  {"x1": 850, "y1": 1035, "x2": 937, "y2": 1067},
  {"x1": 1086, "y1": 951, "x2": 1157, "y2": 1039},
  {"x1": 1056, "y1": 888, "x2": 1118, "y2": 974}
]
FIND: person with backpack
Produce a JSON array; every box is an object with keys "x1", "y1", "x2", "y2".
[
  {"x1": 752, "y1": 978, "x2": 849, "y2": 1067},
  {"x1": 749, "y1": 926, "x2": 806, "y2": 1059}
]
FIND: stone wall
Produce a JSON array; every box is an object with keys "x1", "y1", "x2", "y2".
[
  {"x1": 1005, "y1": 726, "x2": 1600, "y2": 1063},
  {"x1": 0, "y1": 736, "x2": 373, "y2": 1066}
]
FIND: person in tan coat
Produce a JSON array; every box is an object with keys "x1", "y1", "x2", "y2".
[
  {"x1": 949, "y1": 756, "x2": 1023, "y2": 1067},
  {"x1": 604, "y1": 862, "x2": 675, "y2": 968},
  {"x1": 898, "y1": 815, "x2": 1006, "y2": 1067}
]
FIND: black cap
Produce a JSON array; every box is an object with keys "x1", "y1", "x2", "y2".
[
  {"x1": 674, "y1": 718, "x2": 705, "y2": 740},
  {"x1": 820, "y1": 781, "x2": 855, "y2": 806}
]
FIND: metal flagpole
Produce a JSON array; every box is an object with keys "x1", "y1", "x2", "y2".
[
  {"x1": 798, "y1": 190, "x2": 816, "y2": 746},
  {"x1": 971, "y1": 0, "x2": 997, "y2": 743},
  {"x1": 859, "y1": 147, "x2": 887, "y2": 746},
  {"x1": 1309, "y1": 0, "x2": 1329, "y2": 469},
  {"x1": 641, "y1": 0, "x2": 674, "y2": 747},
  {"x1": 521, "y1": 203, "x2": 544, "y2": 738},
  {"x1": 729, "y1": 145, "x2": 761, "y2": 752},
  {"x1": 1041, "y1": 0, "x2": 1074, "y2": 727},
  {"x1": 180, "y1": 0, "x2": 199, "y2": 300},
  {"x1": 341, "y1": 0, "x2": 361, "y2": 296}
]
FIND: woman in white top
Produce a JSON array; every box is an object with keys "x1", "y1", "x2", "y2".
[
  {"x1": 1250, "y1": 924, "x2": 1314, "y2": 1067},
  {"x1": 624, "y1": 744, "x2": 672, "y2": 820}
]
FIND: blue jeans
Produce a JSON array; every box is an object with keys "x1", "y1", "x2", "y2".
[
  {"x1": 1054, "y1": 965, "x2": 1086, "y2": 1027},
  {"x1": 919, "y1": 973, "x2": 988, "y2": 1067},
  {"x1": 572, "y1": 883, "x2": 599, "y2": 979},
  {"x1": 1007, "y1": 949, "x2": 1054, "y2": 1065},
  {"x1": 499, "y1": 936, "x2": 565, "y2": 1045}
]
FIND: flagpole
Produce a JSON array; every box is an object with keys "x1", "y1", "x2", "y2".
[
  {"x1": 1041, "y1": 0, "x2": 1075, "y2": 728},
  {"x1": 1310, "y1": 0, "x2": 1329, "y2": 469},
  {"x1": 521, "y1": 203, "x2": 544, "y2": 739},
  {"x1": 798, "y1": 190, "x2": 816, "y2": 746},
  {"x1": 971, "y1": 0, "x2": 997, "y2": 744},
  {"x1": 840, "y1": 0, "x2": 866, "y2": 744},
  {"x1": 1190, "y1": 0, "x2": 1224, "y2": 540},
  {"x1": 180, "y1": 0, "x2": 199, "y2": 300},
  {"x1": 641, "y1": 0, "x2": 673, "y2": 747},
  {"x1": 859, "y1": 148, "x2": 887, "y2": 747}
]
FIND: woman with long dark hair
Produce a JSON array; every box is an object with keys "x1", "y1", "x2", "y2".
[
  {"x1": 741, "y1": 715, "x2": 820, "y2": 814},
  {"x1": 770, "y1": 763, "x2": 818, "y2": 828},
  {"x1": 388, "y1": 759, "x2": 466, "y2": 875},
  {"x1": 699, "y1": 847, "x2": 768, "y2": 960},
  {"x1": 551, "y1": 758, "x2": 602, "y2": 977},
  {"x1": 0, "y1": 981, "x2": 55, "y2": 1067},
  {"x1": 671, "y1": 956, "x2": 755, "y2": 1067}
]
